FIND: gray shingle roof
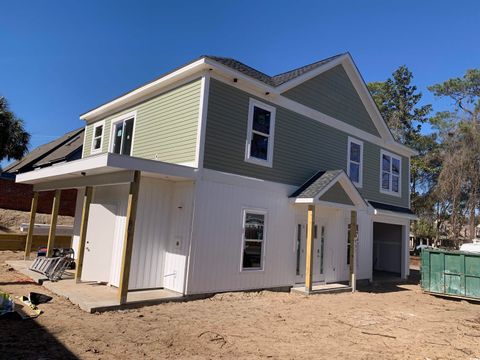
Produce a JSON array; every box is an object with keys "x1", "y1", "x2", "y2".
[
  {"x1": 205, "y1": 54, "x2": 345, "y2": 87},
  {"x1": 368, "y1": 201, "x2": 415, "y2": 215},
  {"x1": 4, "y1": 128, "x2": 84, "y2": 174},
  {"x1": 289, "y1": 170, "x2": 344, "y2": 198}
]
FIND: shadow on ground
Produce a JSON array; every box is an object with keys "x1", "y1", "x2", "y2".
[
  {"x1": 1, "y1": 313, "x2": 78, "y2": 360},
  {"x1": 357, "y1": 269, "x2": 420, "y2": 294}
]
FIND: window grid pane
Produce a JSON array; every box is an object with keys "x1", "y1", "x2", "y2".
[
  {"x1": 252, "y1": 106, "x2": 271, "y2": 135},
  {"x1": 250, "y1": 133, "x2": 269, "y2": 160},
  {"x1": 243, "y1": 212, "x2": 265, "y2": 270}
]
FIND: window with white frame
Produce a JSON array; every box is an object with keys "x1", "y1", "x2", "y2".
[
  {"x1": 91, "y1": 121, "x2": 104, "y2": 153},
  {"x1": 347, "y1": 137, "x2": 363, "y2": 187},
  {"x1": 111, "y1": 115, "x2": 135, "y2": 156},
  {"x1": 242, "y1": 210, "x2": 266, "y2": 270},
  {"x1": 380, "y1": 150, "x2": 401, "y2": 195},
  {"x1": 245, "y1": 99, "x2": 276, "y2": 167}
]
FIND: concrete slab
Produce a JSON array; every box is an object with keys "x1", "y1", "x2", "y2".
[
  {"x1": 291, "y1": 283, "x2": 352, "y2": 295},
  {"x1": 6, "y1": 259, "x2": 183, "y2": 313}
]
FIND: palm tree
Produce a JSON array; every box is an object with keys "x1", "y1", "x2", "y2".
[{"x1": 0, "y1": 96, "x2": 30, "y2": 161}]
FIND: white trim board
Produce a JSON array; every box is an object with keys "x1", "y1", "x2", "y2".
[{"x1": 194, "y1": 73, "x2": 210, "y2": 169}]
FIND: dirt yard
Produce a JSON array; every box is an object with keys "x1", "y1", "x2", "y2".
[
  {"x1": 1, "y1": 251, "x2": 479, "y2": 360},
  {"x1": 0, "y1": 208, "x2": 74, "y2": 233}
]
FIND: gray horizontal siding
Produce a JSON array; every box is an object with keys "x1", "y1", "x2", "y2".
[
  {"x1": 203, "y1": 79, "x2": 409, "y2": 208},
  {"x1": 320, "y1": 183, "x2": 354, "y2": 206},
  {"x1": 282, "y1": 65, "x2": 380, "y2": 137},
  {"x1": 83, "y1": 79, "x2": 202, "y2": 164}
]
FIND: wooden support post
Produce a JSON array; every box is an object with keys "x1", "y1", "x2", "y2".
[
  {"x1": 305, "y1": 205, "x2": 315, "y2": 293},
  {"x1": 75, "y1": 187, "x2": 93, "y2": 283},
  {"x1": 24, "y1": 192, "x2": 39, "y2": 260},
  {"x1": 46, "y1": 189, "x2": 61, "y2": 257},
  {"x1": 118, "y1": 171, "x2": 141, "y2": 304},
  {"x1": 349, "y1": 210, "x2": 357, "y2": 292}
]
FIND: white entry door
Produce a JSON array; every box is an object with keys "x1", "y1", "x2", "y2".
[
  {"x1": 81, "y1": 204, "x2": 117, "y2": 283},
  {"x1": 295, "y1": 219, "x2": 326, "y2": 284}
]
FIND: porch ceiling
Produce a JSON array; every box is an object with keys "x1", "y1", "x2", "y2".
[{"x1": 15, "y1": 153, "x2": 198, "y2": 190}]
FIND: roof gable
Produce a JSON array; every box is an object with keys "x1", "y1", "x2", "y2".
[{"x1": 281, "y1": 64, "x2": 380, "y2": 137}]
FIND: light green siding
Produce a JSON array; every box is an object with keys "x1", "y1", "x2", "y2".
[
  {"x1": 319, "y1": 183, "x2": 354, "y2": 206},
  {"x1": 282, "y1": 65, "x2": 380, "y2": 137},
  {"x1": 83, "y1": 79, "x2": 202, "y2": 164},
  {"x1": 203, "y1": 79, "x2": 409, "y2": 208}
]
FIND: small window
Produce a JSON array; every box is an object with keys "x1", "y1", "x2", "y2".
[
  {"x1": 245, "y1": 99, "x2": 276, "y2": 167},
  {"x1": 347, "y1": 137, "x2": 363, "y2": 187},
  {"x1": 91, "y1": 121, "x2": 104, "y2": 154},
  {"x1": 380, "y1": 150, "x2": 401, "y2": 196},
  {"x1": 111, "y1": 116, "x2": 135, "y2": 156},
  {"x1": 242, "y1": 210, "x2": 266, "y2": 270}
]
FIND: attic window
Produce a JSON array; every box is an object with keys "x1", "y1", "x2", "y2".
[
  {"x1": 245, "y1": 99, "x2": 276, "y2": 167},
  {"x1": 91, "y1": 121, "x2": 104, "y2": 154}
]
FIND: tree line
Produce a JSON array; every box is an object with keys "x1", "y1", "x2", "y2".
[{"x1": 368, "y1": 66, "x2": 480, "y2": 246}]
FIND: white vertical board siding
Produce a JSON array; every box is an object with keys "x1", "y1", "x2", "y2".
[
  {"x1": 186, "y1": 171, "x2": 297, "y2": 295},
  {"x1": 163, "y1": 181, "x2": 194, "y2": 293},
  {"x1": 357, "y1": 211, "x2": 373, "y2": 280},
  {"x1": 71, "y1": 188, "x2": 84, "y2": 259},
  {"x1": 129, "y1": 177, "x2": 174, "y2": 290}
]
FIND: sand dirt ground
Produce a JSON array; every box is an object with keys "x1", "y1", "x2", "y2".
[
  {"x1": 0, "y1": 208, "x2": 74, "y2": 233},
  {"x1": 1, "y1": 250, "x2": 479, "y2": 360}
]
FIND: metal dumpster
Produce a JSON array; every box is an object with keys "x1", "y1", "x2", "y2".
[{"x1": 421, "y1": 248, "x2": 480, "y2": 300}]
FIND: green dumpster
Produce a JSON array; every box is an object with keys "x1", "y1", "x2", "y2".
[{"x1": 421, "y1": 248, "x2": 480, "y2": 300}]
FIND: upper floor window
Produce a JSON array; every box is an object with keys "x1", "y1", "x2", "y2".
[
  {"x1": 245, "y1": 99, "x2": 276, "y2": 167},
  {"x1": 91, "y1": 121, "x2": 105, "y2": 154},
  {"x1": 380, "y1": 150, "x2": 401, "y2": 196},
  {"x1": 347, "y1": 137, "x2": 363, "y2": 187},
  {"x1": 241, "y1": 209, "x2": 267, "y2": 271},
  {"x1": 110, "y1": 112, "x2": 136, "y2": 156}
]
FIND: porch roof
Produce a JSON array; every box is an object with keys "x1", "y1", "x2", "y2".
[
  {"x1": 15, "y1": 153, "x2": 198, "y2": 191},
  {"x1": 289, "y1": 169, "x2": 368, "y2": 209}
]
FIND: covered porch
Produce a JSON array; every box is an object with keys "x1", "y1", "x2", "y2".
[
  {"x1": 289, "y1": 170, "x2": 369, "y2": 294},
  {"x1": 15, "y1": 153, "x2": 197, "y2": 308}
]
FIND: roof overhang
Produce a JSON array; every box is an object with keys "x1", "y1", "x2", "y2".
[{"x1": 16, "y1": 153, "x2": 197, "y2": 191}]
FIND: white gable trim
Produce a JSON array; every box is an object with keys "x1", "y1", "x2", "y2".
[{"x1": 293, "y1": 171, "x2": 368, "y2": 210}]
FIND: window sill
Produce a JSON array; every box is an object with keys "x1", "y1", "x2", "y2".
[
  {"x1": 244, "y1": 156, "x2": 273, "y2": 168},
  {"x1": 380, "y1": 189, "x2": 402, "y2": 197}
]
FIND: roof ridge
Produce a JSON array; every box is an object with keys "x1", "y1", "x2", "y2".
[{"x1": 271, "y1": 53, "x2": 346, "y2": 78}]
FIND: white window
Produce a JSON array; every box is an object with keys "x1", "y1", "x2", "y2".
[
  {"x1": 380, "y1": 150, "x2": 401, "y2": 196},
  {"x1": 91, "y1": 121, "x2": 105, "y2": 154},
  {"x1": 110, "y1": 112, "x2": 136, "y2": 156},
  {"x1": 241, "y1": 209, "x2": 267, "y2": 271},
  {"x1": 347, "y1": 137, "x2": 363, "y2": 187},
  {"x1": 245, "y1": 99, "x2": 276, "y2": 167}
]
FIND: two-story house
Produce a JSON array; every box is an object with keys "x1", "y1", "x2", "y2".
[{"x1": 17, "y1": 53, "x2": 417, "y2": 303}]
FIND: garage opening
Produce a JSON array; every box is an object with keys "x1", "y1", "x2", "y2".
[{"x1": 373, "y1": 222, "x2": 403, "y2": 278}]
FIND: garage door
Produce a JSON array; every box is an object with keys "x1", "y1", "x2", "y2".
[{"x1": 373, "y1": 222, "x2": 402, "y2": 274}]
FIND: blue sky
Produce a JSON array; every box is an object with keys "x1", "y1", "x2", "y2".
[{"x1": 1, "y1": 0, "x2": 479, "y2": 167}]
